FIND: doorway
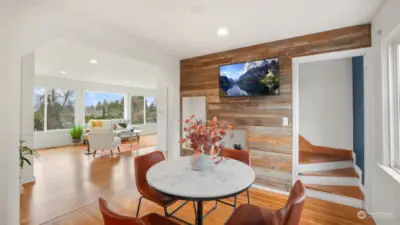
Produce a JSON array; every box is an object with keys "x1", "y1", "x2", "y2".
[{"x1": 292, "y1": 48, "x2": 369, "y2": 209}]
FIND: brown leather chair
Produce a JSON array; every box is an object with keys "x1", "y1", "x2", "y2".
[
  {"x1": 134, "y1": 151, "x2": 195, "y2": 223},
  {"x1": 98, "y1": 198, "x2": 179, "y2": 225},
  {"x1": 225, "y1": 180, "x2": 306, "y2": 225},
  {"x1": 219, "y1": 148, "x2": 251, "y2": 208}
]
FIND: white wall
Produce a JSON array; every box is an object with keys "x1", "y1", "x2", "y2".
[
  {"x1": 299, "y1": 58, "x2": 353, "y2": 150},
  {"x1": 33, "y1": 75, "x2": 158, "y2": 148},
  {"x1": 0, "y1": 2, "x2": 180, "y2": 224},
  {"x1": 368, "y1": 0, "x2": 400, "y2": 224},
  {"x1": 20, "y1": 52, "x2": 36, "y2": 183}
]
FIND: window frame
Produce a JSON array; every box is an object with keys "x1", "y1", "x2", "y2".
[
  {"x1": 34, "y1": 86, "x2": 77, "y2": 132},
  {"x1": 144, "y1": 96, "x2": 157, "y2": 123},
  {"x1": 384, "y1": 37, "x2": 400, "y2": 172},
  {"x1": 84, "y1": 90, "x2": 126, "y2": 123},
  {"x1": 130, "y1": 95, "x2": 157, "y2": 125}
]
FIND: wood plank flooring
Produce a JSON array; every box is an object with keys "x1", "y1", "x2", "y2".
[{"x1": 20, "y1": 135, "x2": 375, "y2": 225}]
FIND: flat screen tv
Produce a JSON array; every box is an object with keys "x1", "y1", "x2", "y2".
[{"x1": 219, "y1": 57, "x2": 279, "y2": 97}]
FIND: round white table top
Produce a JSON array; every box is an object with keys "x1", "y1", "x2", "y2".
[{"x1": 146, "y1": 156, "x2": 255, "y2": 200}]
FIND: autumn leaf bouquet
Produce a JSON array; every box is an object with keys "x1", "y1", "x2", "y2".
[{"x1": 180, "y1": 114, "x2": 233, "y2": 156}]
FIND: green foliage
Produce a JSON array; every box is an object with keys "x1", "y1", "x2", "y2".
[
  {"x1": 85, "y1": 97, "x2": 125, "y2": 123},
  {"x1": 219, "y1": 88, "x2": 227, "y2": 97},
  {"x1": 69, "y1": 125, "x2": 83, "y2": 139},
  {"x1": 20, "y1": 140, "x2": 39, "y2": 169}
]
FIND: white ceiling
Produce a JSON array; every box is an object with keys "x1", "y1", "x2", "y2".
[
  {"x1": 32, "y1": 0, "x2": 384, "y2": 59},
  {"x1": 35, "y1": 40, "x2": 159, "y2": 89}
]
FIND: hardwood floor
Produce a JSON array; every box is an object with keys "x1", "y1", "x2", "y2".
[{"x1": 21, "y1": 135, "x2": 375, "y2": 225}]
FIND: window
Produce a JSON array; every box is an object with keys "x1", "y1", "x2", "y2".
[
  {"x1": 34, "y1": 87, "x2": 76, "y2": 131},
  {"x1": 145, "y1": 97, "x2": 157, "y2": 123},
  {"x1": 46, "y1": 89, "x2": 76, "y2": 130},
  {"x1": 131, "y1": 96, "x2": 144, "y2": 124},
  {"x1": 386, "y1": 39, "x2": 400, "y2": 171},
  {"x1": 33, "y1": 87, "x2": 45, "y2": 131},
  {"x1": 85, "y1": 92, "x2": 125, "y2": 123}
]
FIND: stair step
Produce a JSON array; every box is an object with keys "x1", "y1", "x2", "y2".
[
  {"x1": 305, "y1": 184, "x2": 364, "y2": 200},
  {"x1": 300, "y1": 168, "x2": 359, "y2": 178},
  {"x1": 300, "y1": 152, "x2": 352, "y2": 164}
]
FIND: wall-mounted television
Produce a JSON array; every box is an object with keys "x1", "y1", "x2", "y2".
[{"x1": 219, "y1": 57, "x2": 279, "y2": 97}]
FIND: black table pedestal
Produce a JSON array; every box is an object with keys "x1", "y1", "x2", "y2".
[{"x1": 196, "y1": 200, "x2": 203, "y2": 225}]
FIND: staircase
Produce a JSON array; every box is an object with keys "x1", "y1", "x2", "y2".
[{"x1": 298, "y1": 136, "x2": 364, "y2": 208}]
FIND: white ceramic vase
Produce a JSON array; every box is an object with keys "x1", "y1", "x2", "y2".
[{"x1": 191, "y1": 153, "x2": 207, "y2": 171}]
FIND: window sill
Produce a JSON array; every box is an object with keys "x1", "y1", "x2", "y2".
[{"x1": 379, "y1": 164, "x2": 400, "y2": 184}]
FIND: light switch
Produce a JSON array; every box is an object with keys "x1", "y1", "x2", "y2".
[{"x1": 282, "y1": 117, "x2": 289, "y2": 126}]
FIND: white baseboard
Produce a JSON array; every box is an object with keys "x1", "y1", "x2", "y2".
[
  {"x1": 299, "y1": 175, "x2": 359, "y2": 186},
  {"x1": 298, "y1": 160, "x2": 353, "y2": 173},
  {"x1": 251, "y1": 184, "x2": 290, "y2": 196},
  {"x1": 306, "y1": 189, "x2": 363, "y2": 209},
  {"x1": 370, "y1": 212, "x2": 395, "y2": 224}
]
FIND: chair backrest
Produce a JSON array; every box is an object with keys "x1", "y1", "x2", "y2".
[
  {"x1": 279, "y1": 180, "x2": 306, "y2": 225},
  {"x1": 220, "y1": 148, "x2": 251, "y2": 165},
  {"x1": 134, "y1": 151, "x2": 165, "y2": 196},
  {"x1": 88, "y1": 129, "x2": 114, "y2": 150},
  {"x1": 98, "y1": 198, "x2": 145, "y2": 225}
]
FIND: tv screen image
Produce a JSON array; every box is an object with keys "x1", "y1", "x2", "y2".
[{"x1": 219, "y1": 57, "x2": 279, "y2": 97}]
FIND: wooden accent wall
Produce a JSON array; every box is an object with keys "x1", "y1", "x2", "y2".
[{"x1": 180, "y1": 24, "x2": 371, "y2": 191}]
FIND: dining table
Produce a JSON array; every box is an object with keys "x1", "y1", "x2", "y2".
[{"x1": 146, "y1": 155, "x2": 255, "y2": 225}]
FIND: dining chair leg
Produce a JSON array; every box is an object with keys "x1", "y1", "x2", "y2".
[
  {"x1": 92, "y1": 150, "x2": 97, "y2": 157},
  {"x1": 117, "y1": 146, "x2": 121, "y2": 152},
  {"x1": 136, "y1": 196, "x2": 143, "y2": 217},
  {"x1": 111, "y1": 150, "x2": 113, "y2": 157},
  {"x1": 246, "y1": 189, "x2": 250, "y2": 204}
]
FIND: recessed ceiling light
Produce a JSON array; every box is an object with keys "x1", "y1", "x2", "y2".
[
  {"x1": 217, "y1": 27, "x2": 229, "y2": 37},
  {"x1": 60, "y1": 71, "x2": 67, "y2": 74},
  {"x1": 89, "y1": 59, "x2": 98, "y2": 64}
]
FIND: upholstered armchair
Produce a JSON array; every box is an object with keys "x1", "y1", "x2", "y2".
[{"x1": 88, "y1": 128, "x2": 121, "y2": 156}]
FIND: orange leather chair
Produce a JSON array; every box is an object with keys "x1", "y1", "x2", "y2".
[
  {"x1": 98, "y1": 198, "x2": 179, "y2": 225},
  {"x1": 225, "y1": 180, "x2": 306, "y2": 225},
  {"x1": 219, "y1": 148, "x2": 251, "y2": 208},
  {"x1": 134, "y1": 151, "x2": 195, "y2": 224}
]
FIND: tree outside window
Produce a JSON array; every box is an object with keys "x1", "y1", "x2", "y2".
[
  {"x1": 46, "y1": 89, "x2": 76, "y2": 130},
  {"x1": 145, "y1": 97, "x2": 157, "y2": 123},
  {"x1": 84, "y1": 92, "x2": 125, "y2": 123},
  {"x1": 131, "y1": 96, "x2": 144, "y2": 124},
  {"x1": 34, "y1": 87, "x2": 45, "y2": 131}
]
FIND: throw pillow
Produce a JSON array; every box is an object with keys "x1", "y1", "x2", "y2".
[
  {"x1": 114, "y1": 123, "x2": 127, "y2": 130},
  {"x1": 91, "y1": 120, "x2": 103, "y2": 128}
]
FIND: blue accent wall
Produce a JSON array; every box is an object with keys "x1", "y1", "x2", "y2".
[{"x1": 352, "y1": 56, "x2": 364, "y2": 184}]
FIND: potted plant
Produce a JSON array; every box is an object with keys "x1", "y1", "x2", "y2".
[
  {"x1": 19, "y1": 140, "x2": 39, "y2": 194},
  {"x1": 69, "y1": 125, "x2": 83, "y2": 144}
]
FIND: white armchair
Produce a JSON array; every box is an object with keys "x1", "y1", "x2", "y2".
[{"x1": 88, "y1": 128, "x2": 121, "y2": 157}]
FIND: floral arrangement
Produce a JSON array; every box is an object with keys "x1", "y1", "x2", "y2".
[{"x1": 179, "y1": 114, "x2": 233, "y2": 155}]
